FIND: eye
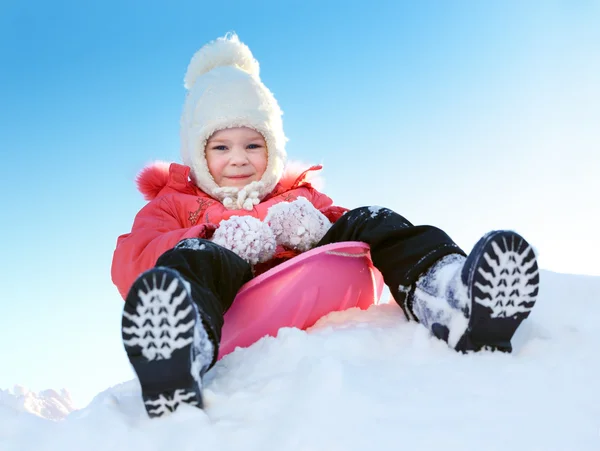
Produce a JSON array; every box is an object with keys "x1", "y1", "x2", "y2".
[
  {"x1": 212, "y1": 145, "x2": 227, "y2": 151},
  {"x1": 247, "y1": 144, "x2": 263, "y2": 150}
]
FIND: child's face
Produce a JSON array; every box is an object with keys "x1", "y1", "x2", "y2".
[{"x1": 205, "y1": 127, "x2": 268, "y2": 188}]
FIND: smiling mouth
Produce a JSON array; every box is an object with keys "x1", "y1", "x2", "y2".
[{"x1": 226, "y1": 175, "x2": 252, "y2": 179}]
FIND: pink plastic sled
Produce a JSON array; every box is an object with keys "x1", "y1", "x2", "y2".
[{"x1": 218, "y1": 242, "x2": 384, "y2": 359}]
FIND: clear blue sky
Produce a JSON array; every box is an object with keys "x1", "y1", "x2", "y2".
[{"x1": 1, "y1": 0, "x2": 598, "y2": 407}]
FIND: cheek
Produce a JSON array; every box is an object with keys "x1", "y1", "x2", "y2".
[
  {"x1": 206, "y1": 153, "x2": 225, "y2": 179},
  {"x1": 253, "y1": 151, "x2": 268, "y2": 175}
]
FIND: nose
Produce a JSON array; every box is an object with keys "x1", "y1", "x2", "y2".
[{"x1": 229, "y1": 147, "x2": 249, "y2": 166}]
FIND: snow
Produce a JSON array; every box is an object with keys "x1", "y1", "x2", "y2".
[
  {"x1": 411, "y1": 253, "x2": 469, "y2": 347},
  {"x1": 175, "y1": 240, "x2": 207, "y2": 251},
  {"x1": 0, "y1": 386, "x2": 75, "y2": 421},
  {"x1": 367, "y1": 205, "x2": 384, "y2": 217},
  {"x1": 2, "y1": 270, "x2": 599, "y2": 450}
]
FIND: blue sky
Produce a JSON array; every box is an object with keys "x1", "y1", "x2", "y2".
[{"x1": 1, "y1": 0, "x2": 598, "y2": 407}]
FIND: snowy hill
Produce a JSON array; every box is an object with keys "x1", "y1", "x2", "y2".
[
  {"x1": 2, "y1": 269, "x2": 599, "y2": 451},
  {"x1": 0, "y1": 386, "x2": 75, "y2": 421}
]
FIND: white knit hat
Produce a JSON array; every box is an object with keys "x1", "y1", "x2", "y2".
[{"x1": 180, "y1": 33, "x2": 287, "y2": 210}]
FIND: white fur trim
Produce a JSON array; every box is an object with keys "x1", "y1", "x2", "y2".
[{"x1": 180, "y1": 34, "x2": 287, "y2": 210}]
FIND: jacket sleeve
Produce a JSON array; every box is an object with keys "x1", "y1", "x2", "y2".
[
  {"x1": 306, "y1": 188, "x2": 349, "y2": 223},
  {"x1": 111, "y1": 197, "x2": 217, "y2": 299}
]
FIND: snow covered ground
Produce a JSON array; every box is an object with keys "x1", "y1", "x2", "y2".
[{"x1": 2, "y1": 269, "x2": 599, "y2": 451}]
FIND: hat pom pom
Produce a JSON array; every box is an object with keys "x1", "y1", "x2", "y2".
[{"x1": 184, "y1": 33, "x2": 260, "y2": 90}]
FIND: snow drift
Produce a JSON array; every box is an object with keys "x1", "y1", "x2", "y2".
[{"x1": 2, "y1": 269, "x2": 599, "y2": 450}]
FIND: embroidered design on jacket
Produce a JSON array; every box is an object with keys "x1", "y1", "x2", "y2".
[
  {"x1": 189, "y1": 198, "x2": 213, "y2": 225},
  {"x1": 282, "y1": 193, "x2": 297, "y2": 202}
]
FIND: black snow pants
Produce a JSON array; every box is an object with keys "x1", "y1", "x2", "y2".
[{"x1": 154, "y1": 206, "x2": 466, "y2": 358}]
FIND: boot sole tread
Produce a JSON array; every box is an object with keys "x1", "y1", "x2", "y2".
[{"x1": 122, "y1": 267, "x2": 204, "y2": 417}]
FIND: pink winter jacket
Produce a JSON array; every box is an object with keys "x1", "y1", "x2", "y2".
[{"x1": 111, "y1": 162, "x2": 348, "y2": 299}]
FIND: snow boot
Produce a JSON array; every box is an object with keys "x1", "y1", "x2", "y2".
[
  {"x1": 410, "y1": 230, "x2": 539, "y2": 352},
  {"x1": 121, "y1": 267, "x2": 215, "y2": 418}
]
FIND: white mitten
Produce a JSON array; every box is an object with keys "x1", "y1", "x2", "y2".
[
  {"x1": 265, "y1": 197, "x2": 332, "y2": 251},
  {"x1": 211, "y1": 215, "x2": 276, "y2": 265}
]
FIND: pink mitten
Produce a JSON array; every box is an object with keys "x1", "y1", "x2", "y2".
[
  {"x1": 211, "y1": 215, "x2": 276, "y2": 265},
  {"x1": 265, "y1": 197, "x2": 332, "y2": 251}
]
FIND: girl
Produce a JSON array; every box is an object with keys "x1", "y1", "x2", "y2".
[{"x1": 112, "y1": 34, "x2": 539, "y2": 418}]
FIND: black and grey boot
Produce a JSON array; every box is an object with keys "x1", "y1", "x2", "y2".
[
  {"x1": 121, "y1": 267, "x2": 215, "y2": 417},
  {"x1": 410, "y1": 230, "x2": 539, "y2": 352}
]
